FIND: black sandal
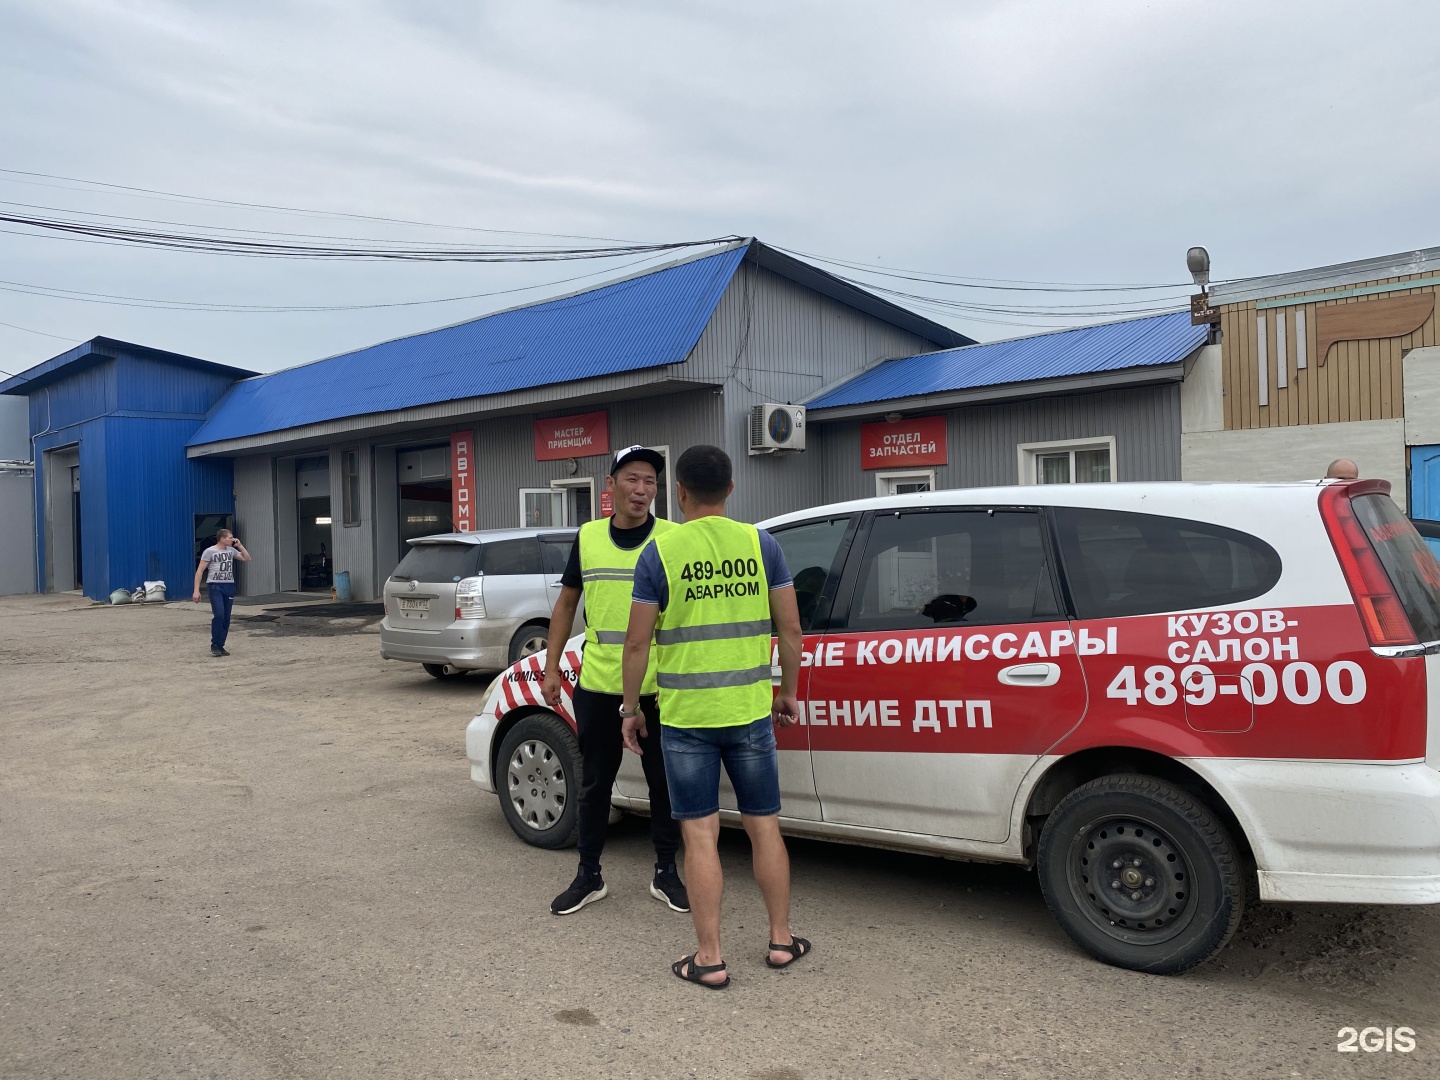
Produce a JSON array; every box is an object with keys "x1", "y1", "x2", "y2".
[
  {"x1": 672, "y1": 953, "x2": 730, "y2": 989},
  {"x1": 765, "y1": 936, "x2": 812, "y2": 969}
]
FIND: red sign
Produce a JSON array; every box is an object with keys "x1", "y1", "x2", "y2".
[
  {"x1": 533, "y1": 411, "x2": 609, "y2": 461},
  {"x1": 860, "y1": 414, "x2": 947, "y2": 469},
  {"x1": 599, "y1": 491, "x2": 614, "y2": 517},
  {"x1": 451, "y1": 431, "x2": 476, "y2": 532}
]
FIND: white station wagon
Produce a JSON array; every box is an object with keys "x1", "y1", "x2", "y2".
[{"x1": 466, "y1": 480, "x2": 1440, "y2": 973}]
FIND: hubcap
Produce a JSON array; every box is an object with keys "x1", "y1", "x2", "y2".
[
  {"x1": 517, "y1": 634, "x2": 546, "y2": 659},
  {"x1": 505, "y1": 739, "x2": 567, "y2": 831},
  {"x1": 1068, "y1": 816, "x2": 1194, "y2": 945}
]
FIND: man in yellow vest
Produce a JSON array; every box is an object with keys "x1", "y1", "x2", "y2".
[
  {"x1": 542, "y1": 445, "x2": 687, "y2": 916},
  {"x1": 620, "y1": 445, "x2": 808, "y2": 989}
]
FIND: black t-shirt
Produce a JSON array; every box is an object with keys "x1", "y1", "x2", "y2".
[{"x1": 560, "y1": 515, "x2": 657, "y2": 589}]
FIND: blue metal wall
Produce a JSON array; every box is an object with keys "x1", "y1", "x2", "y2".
[{"x1": 22, "y1": 348, "x2": 239, "y2": 601}]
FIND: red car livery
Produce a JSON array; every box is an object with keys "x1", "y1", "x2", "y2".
[{"x1": 467, "y1": 479, "x2": 1440, "y2": 973}]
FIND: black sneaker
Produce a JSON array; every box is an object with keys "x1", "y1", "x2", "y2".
[
  {"x1": 551, "y1": 871, "x2": 607, "y2": 915},
  {"x1": 219, "y1": 647, "x2": 231, "y2": 656},
  {"x1": 650, "y1": 866, "x2": 690, "y2": 913},
  {"x1": 210, "y1": 648, "x2": 224, "y2": 657}
]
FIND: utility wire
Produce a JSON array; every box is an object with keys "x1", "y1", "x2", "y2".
[
  {"x1": 0, "y1": 210, "x2": 742, "y2": 262},
  {"x1": 0, "y1": 251, "x2": 676, "y2": 314},
  {"x1": 0, "y1": 167, "x2": 641, "y2": 245},
  {"x1": 0, "y1": 318, "x2": 80, "y2": 343}
]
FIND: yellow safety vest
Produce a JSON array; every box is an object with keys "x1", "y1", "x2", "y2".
[
  {"x1": 578, "y1": 516, "x2": 674, "y2": 695},
  {"x1": 652, "y1": 516, "x2": 773, "y2": 729}
]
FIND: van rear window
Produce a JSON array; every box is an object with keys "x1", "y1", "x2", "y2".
[
  {"x1": 1051, "y1": 508, "x2": 1281, "y2": 620},
  {"x1": 392, "y1": 543, "x2": 481, "y2": 582},
  {"x1": 1351, "y1": 494, "x2": 1440, "y2": 642}
]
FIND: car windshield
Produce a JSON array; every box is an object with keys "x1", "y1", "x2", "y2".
[{"x1": 392, "y1": 542, "x2": 481, "y2": 582}]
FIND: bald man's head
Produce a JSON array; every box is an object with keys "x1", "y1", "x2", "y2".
[{"x1": 1326, "y1": 458, "x2": 1359, "y2": 480}]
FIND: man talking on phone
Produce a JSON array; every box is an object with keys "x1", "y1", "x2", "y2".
[
  {"x1": 620, "y1": 445, "x2": 808, "y2": 989},
  {"x1": 192, "y1": 528, "x2": 250, "y2": 657}
]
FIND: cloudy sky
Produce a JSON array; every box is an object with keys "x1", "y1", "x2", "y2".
[{"x1": 2, "y1": 0, "x2": 1438, "y2": 383}]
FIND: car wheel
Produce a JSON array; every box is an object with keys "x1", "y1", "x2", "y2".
[
  {"x1": 508, "y1": 622, "x2": 549, "y2": 664},
  {"x1": 495, "y1": 712, "x2": 581, "y2": 848},
  {"x1": 1036, "y1": 774, "x2": 1246, "y2": 975},
  {"x1": 422, "y1": 663, "x2": 467, "y2": 680}
]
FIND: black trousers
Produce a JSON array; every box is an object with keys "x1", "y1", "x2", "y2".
[{"x1": 573, "y1": 684, "x2": 680, "y2": 871}]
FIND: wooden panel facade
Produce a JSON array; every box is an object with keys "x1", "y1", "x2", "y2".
[{"x1": 1220, "y1": 274, "x2": 1440, "y2": 430}]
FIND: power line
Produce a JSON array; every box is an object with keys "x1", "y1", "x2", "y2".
[
  {"x1": 0, "y1": 251, "x2": 677, "y2": 314},
  {"x1": 0, "y1": 210, "x2": 743, "y2": 262},
  {"x1": 0, "y1": 318, "x2": 80, "y2": 343},
  {"x1": 0, "y1": 167, "x2": 642, "y2": 245}
]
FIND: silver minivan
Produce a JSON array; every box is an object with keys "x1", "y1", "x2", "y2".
[{"x1": 380, "y1": 528, "x2": 578, "y2": 679}]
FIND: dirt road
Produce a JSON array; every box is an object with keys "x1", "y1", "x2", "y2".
[{"x1": 2, "y1": 593, "x2": 1436, "y2": 1078}]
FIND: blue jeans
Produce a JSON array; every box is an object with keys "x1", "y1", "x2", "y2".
[
  {"x1": 660, "y1": 717, "x2": 782, "y2": 819},
  {"x1": 208, "y1": 582, "x2": 235, "y2": 650}
]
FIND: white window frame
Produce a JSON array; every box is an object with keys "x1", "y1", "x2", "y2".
[
  {"x1": 650, "y1": 444, "x2": 675, "y2": 521},
  {"x1": 875, "y1": 468, "x2": 936, "y2": 497},
  {"x1": 1016, "y1": 436, "x2": 1117, "y2": 486},
  {"x1": 518, "y1": 488, "x2": 564, "y2": 528},
  {"x1": 549, "y1": 477, "x2": 596, "y2": 526}
]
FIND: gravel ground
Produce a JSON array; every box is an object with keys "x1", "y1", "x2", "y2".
[{"x1": 2, "y1": 592, "x2": 1437, "y2": 1079}]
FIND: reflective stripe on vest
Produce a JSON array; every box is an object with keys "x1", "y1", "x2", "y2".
[
  {"x1": 577, "y1": 516, "x2": 673, "y2": 694},
  {"x1": 652, "y1": 516, "x2": 772, "y2": 729}
]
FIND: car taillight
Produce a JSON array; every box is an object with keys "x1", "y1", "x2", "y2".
[
  {"x1": 1319, "y1": 485, "x2": 1418, "y2": 647},
  {"x1": 455, "y1": 576, "x2": 485, "y2": 621}
]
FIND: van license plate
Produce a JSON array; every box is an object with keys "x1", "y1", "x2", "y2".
[{"x1": 398, "y1": 597, "x2": 429, "y2": 611}]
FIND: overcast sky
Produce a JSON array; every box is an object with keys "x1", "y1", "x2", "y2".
[{"x1": 2, "y1": 0, "x2": 1438, "y2": 383}]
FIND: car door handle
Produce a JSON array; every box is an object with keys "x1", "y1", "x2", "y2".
[
  {"x1": 549, "y1": 582, "x2": 562, "y2": 588},
  {"x1": 998, "y1": 662, "x2": 1061, "y2": 687}
]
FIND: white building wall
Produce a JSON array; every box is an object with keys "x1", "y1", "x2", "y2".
[{"x1": 1181, "y1": 418, "x2": 1407, "y2": 509}]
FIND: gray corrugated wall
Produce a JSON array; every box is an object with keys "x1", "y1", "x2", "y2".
[
  {"x1": 0, "y1": 472, "x2": 36, "y2": 595},
  {"x1": 687, "y1": 261, "x2": 941, "y2": 522},
  {"x1": 329, "y1": 444, "x2": 376, "y2": 599},
  {"x1": 233, "y1": 455, "x2": 278, "y2": 596},
  {"x1": 813, "y1": 384, "x2": 1183, "y2": 504}
]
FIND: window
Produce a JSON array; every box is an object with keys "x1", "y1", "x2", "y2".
[
  {"x1": 1018, "y1": 437, "x2": 1116, "y2": 485},
  {"x1": 391, "y1": 542, "x2": 481, "y2": 582},
  {"x1": 875, "y1": 469, "x2": 935, "y2": 497},
  {"x1": 650, "y1": 444, "x2": 674, "y2": 520},
  {"x1": 769, "y1": 516, "x2": 854, "y2": 631},
  {"x1": 844, "y1": 510, "x2": 1058, "y2": 631},
  {"x1": 550, "y1": 478, "x2": 595, "y2": 526},
  {"x1": 1051, "y1": 507, "x2": 1282, "y2": 620},
  {"x1": 520, "y1": 489, "x2": 563, "y2": 528},
  {"x1": 540, "y1": 535, "x2": 574, "y2": 575},
  {"x1": 482, "y1": 538, "x2": 544, "y2": 576},
  {"x1": 341, "y1": 449, "x2": 361, "y2": 526}
]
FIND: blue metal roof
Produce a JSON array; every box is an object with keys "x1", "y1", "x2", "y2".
[
  {"x1": 188, "y1": 245, "x2": 749, "y2": 446},
  {"x1": 0, "y1": 337, "x2": 254, "y2": 397},
  {"x1": 805, "y1": 310, "x2": 1207, "y2": 410}
]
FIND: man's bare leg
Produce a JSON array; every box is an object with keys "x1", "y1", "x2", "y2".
[
  {"x1": 741, "y1": 814, "x2": 799, "y2": 965},
  {"x1": 677, "y1": 815, "x2": 727, "y2": 984}
]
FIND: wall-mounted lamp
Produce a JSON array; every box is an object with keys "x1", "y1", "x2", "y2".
[{"x1": 884, "y1": 412, "x2": 903, "y2": 423}]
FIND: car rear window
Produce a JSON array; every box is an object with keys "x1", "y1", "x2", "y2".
[
  {"x1": 392, "y1": 543, "x2": 481, "y2": 582},
  {"x1": 1352, "y1": 494, "x2": 1440, "y2": 641},
  {"x1": 1051, "y1": 507, "x2": 1281, "y2": 620},
  {"x1": 481, "y1": 538, "x2": 543, "y2": 576}
]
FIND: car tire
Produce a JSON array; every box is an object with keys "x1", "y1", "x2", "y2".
[
  {"x1": 495, "y1": 712, "x2": 581, "y2": 849},
  {"x1": 1036, "y1": 774, "x2": 1246, "y2": 975},
  {"x1": 508, "y1": 621, "x2": 549, "y2": 665},
  {"x1": 422, "y1": 663, "x2": 467, "y2": 680}
]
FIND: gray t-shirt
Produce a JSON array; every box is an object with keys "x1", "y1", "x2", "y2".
[{"x1": 201, "y1": 546, "x2": 236, "y2": 584}]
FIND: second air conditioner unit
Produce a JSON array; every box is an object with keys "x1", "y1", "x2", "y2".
[{"x1": 749, "y1": 403, "x2": 806, "y2": 455}]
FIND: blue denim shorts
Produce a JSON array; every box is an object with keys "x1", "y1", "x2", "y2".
[{"x1": 660, "y1": 717, "x2": 782, "y2": 820}]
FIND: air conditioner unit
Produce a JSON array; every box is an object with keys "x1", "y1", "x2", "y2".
[{"x1": 749, "y1": 403, "x2": 806, "y2": 455}]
